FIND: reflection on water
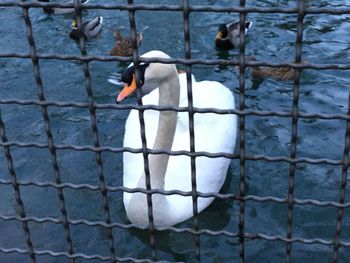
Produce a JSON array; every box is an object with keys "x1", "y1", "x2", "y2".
[{"x1": 0, "y1": 0, "x2": 350, "y2": 262}]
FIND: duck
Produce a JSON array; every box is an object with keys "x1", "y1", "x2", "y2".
[
  {"x1": 215, "y1": 20, "x2": 253, "y2": 50},
  {"x1": 246, "y1": 57, "x2": 298, "y2": 81},
  {"x1": 252, "y1": 66, "x2": 296, "y2": 81},
  {"x1": 37, "y1": 0, "x2": 90, "y2": 15},
  {"x1": 109, "y1": 31, "x2": 143, "y2": 57},
  {"x1": 69, "y1": 16, "x2": 103, "y2": 40},
  {"x1": 115, "y1": 50, "x2": 237, "y2": 227}
]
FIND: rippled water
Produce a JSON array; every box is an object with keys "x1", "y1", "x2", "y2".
[{"x1": 1, "y1": 0, "x2": 350, "y2": 262}]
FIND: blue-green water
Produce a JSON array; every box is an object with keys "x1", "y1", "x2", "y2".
[{"x1": 0, "y1": 0, "x2": 350, "y2": 262}]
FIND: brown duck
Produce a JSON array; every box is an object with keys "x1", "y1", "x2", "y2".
[
  {"x1": 252, "y1": 67, "x2": 297, "y2": 80},
  {"x1": 246, "y1": 57, "x2": 299, "y2": 81},
  {"x1": 109, "y1": 31, "x2": 143, "y2": 57}
]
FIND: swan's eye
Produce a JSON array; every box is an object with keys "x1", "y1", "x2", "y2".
[
  {"x1": 121, "y1": 66, "x2": 134, "y2": 86},
  {"x1": 140, "y1": 62, "x2": 149, "y2": 76},
  {"x1": 139, "y1": 62, "x2": 149, "y2": 73},
  {"x1": 121, "y1": 63, "x2": 149, "y2": 87},
  {"x1": 139, "y1": 63, "x2": 149, "y2": 83}
]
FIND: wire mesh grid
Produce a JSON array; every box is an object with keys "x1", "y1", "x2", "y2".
[{"x1": 0, "y1": 0, "x2": 350, "y2": 262}]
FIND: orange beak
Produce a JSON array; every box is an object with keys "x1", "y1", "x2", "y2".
[{"x1": 116, "y1": 74, "x2": 137, "y2": 103}]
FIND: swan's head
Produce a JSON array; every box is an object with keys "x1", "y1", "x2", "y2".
[{"x1": 116, "y1": 50, "x2": 176, "y2": 103}]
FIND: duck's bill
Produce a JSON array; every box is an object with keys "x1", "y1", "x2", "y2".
[{"x1": 116, "y1": 74, "x2": 137, "y2": 103}]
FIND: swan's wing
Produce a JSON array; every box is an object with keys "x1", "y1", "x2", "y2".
[
  {"x1": 174, "y1": 74, "x2": 237, "y2": 171},
  {"x1": 163, "y1": 76, "x2": 236, "y2": 217}
]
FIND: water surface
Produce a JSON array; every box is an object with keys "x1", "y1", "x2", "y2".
[{"x1": 0, "y1": 0, "x2": 350, "y2": 262}]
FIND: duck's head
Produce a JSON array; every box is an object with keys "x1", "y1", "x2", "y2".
[
  {"x1": 217, "y1": 24, "x2": 228, "y2": 39},
  {"x1": 116, "y1": 50, "x2": 175, "y2": 103},
  {"x1": 113, "y1": 31, "x2": 122, "y2": 40}
]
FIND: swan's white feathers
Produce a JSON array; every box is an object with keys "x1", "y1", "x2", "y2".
[
  {"x1": 141, "y1": 50, "x2": 171, "y2": 59},
  {"x1": 123, "y1": 73, "x2": 236, "y2": 224}
]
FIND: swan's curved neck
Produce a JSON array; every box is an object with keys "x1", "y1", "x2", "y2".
[
  {"x1": 147, "y1": 71, "x2": 180, "y2": 188},
  {"x1": 126, "y1": 65, "x2": 180, "y2": 226}
]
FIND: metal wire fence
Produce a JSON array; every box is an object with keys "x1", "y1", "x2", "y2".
[{"x1": 0, "y1": 0, "x2": 350, "y2": 262}]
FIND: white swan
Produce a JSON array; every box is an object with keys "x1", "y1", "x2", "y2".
[{"x1": 116, "y1": 51, "x2": 237, "y2": 227}]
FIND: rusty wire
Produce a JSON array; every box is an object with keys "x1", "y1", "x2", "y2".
[
  {"x1": 72, "y1": 0, "x2": 117, "y2": 261},
  {"x1": 0, "y1": 1, "x2": 350, "y2": 262},
  {"x1": 285, "y1": 2, "x2": 305, "y2": 260},
  {"x1": 237, "y1": 0, "x2": 247, "y2": 261},
  {"x1": 126, "y1": 0, "x2": 157, "y2": 259}
]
